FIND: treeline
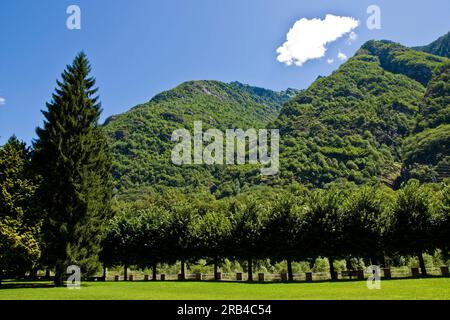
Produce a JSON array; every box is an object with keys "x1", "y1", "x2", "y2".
[{"x1": 101, "y1": 181, "x2": 450, "y2": 281}]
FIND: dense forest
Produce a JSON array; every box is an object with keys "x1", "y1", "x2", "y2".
[
  {"x1": 104, "y1": 33, "x2": 450, "y2": 200},
  {"x1": 104, "y1": 81, "x2": 299, "y2": 199},
  {"x1": 274, "y1": 39, "x2": 449, "y2": 189}
]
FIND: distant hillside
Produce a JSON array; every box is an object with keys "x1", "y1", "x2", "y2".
[
  {"x1": 104, "y1": 80, "x2": 299, "y2": 199},
  {"x1": 360, "y1": 40, "x2": 447, "y2": 86},
  {"x1": 273, "y1": 39, "x2": 449, "y2": 188},
  {"x1": 401, "y1": 61, "x2": 450, "y2": 182},
  {"x1": 413, "y1": 31, "x2": 450, "y2": 58},
  {"x1": 105, "y1": 33, "x2": 450, "y2": 199}
]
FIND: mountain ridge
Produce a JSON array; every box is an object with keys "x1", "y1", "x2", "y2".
[
  {"x1": 413, "y1": 31, "x2": 450, "y2": 58},
  {"x1": 103, "y1": 80, "x2": 299, "y2": 199},
  {"x1": 104, "y1": 31, "x2": 450, "y2": 199}
]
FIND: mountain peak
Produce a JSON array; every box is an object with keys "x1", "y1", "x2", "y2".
[
  {"x1": 356, "y1": 38, "x2": 448, "y2": 86},
  {"x1": 413, "y1": 30, "x2": 450, "y2": 58}
]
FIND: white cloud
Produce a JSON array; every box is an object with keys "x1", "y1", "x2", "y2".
[
  {"x1": 0, "y1": 97, "x2": 5, "y2": 105},
  {"x1": 276, "y1": 14, "x2": 359, "y2": 66},
  {"x1": 337, "y1": 51, "x2": 348, "y2": 61},
  {"x1": 327, "y1": 58, "x2": 334, "y2": 64},
  {"x1": 348, "y1": 31, "x2": 358, "y2": 42}
]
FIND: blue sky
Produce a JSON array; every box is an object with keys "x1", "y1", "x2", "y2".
[{"x1": 0, "y1": 0, "x2": 449, "y2": 145}]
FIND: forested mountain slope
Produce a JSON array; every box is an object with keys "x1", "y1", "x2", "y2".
[
  {"x1": 273, "y1": 38, "x2": 449, "y2": 188},
  {"x1": 104, "y1": 81, "x2": 299, "y2": 199},
  {"x1": 105, "y1": 32, "x2": 450, "y2": 199},
  {"x1": 401, "y1": 60, "x2": 450, "y2": 182}
]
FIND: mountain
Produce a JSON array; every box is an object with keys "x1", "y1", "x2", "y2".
[
  {"x1": 360, "y1": 40, "x2": 447, "y2": 86},
  {"x1": 413, "y1": 31, "x2": 450, "y2": 58},
  {"x1": 104, "y1": 80, "x2": 299, "y2": 200},
  {"x1": 417, "y1": 61, "x2": 450, "y2": 129},
  {"x1": 401, "y1": 60, "x2": 450, "y2": 182},
  {"x1": 272, "y1": 38, "x2": 449, "y2": 188},
  {"x1": 105, "y1": 32, "x2": 450, "y2": 199}
]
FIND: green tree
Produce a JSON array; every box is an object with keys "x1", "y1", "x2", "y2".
[
  {"x1": 33, "y1": 52, "x2": 113, "y2": 286},
  {"x1": 388, "y1": 180, "x2": 435, "y2": 276},
  {"x1": 229, "y1": 197, "x2": 269, "y2": 282},
  {"x1": 435, "y1": 182, "x2": 450, "y2": 261},
  {"x1": 0, "y1": 137, "x2": 41, "y2": 283},
  {"x1": 101, "y1": 212, "x2": 141, "y2": 280},
  {"x1": 194, "y1": 206, "x2": 232, "y2": 280},
  {"x1": 264, "y1": 193, "x2": 303, "y2": 281},
  {"x1": 303, "y1": 189, "x2": 344, "y2": 280},
  {"x1": 340, "y1": 186, "x2": 390, "y2": 265},
  {"x1": 137, "y1": 206, "x2": 172, "y2": 280},
  {"x1": 167, "y1": 202, "x2": 198, "y2": 280}
]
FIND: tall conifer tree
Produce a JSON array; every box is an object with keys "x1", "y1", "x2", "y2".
[{"x1": 33, "y1": 52, "x2": 112, "y2": 286}]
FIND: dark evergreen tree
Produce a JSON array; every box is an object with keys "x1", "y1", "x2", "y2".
[{"x1": 33, "y1": 52, "x2": 113, "y2": 286}]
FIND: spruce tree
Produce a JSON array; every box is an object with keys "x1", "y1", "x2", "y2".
[{"x1": 33, "y1": 52, "x2": 113, "y2": 286}]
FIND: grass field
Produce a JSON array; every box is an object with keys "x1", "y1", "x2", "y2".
[{"x1": 0, "y1": 278, "x2": 449, "y2": 300}]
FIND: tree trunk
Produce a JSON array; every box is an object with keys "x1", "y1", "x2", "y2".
[
  {"x1": 54, "y1": 262, "x2": 65, "y2": 287},
  {"x1": 102, "y1": 266, "x2": 107, "y2": 281},
  {"x1": 418, "y1": 252, "x2": 427, "y2": 276},
  {"x1": 54, "y1": 270, "x2": 63, "y2": 286},
  {"x1": 152, "y1": 262, "x2": 157, "y2": 281},
  {"x1": 345, "y1": 258, "x2": 352, "y2": 270},
  {"x1": 441, "y1": 247, "x2": 450, "y2": 263},
  {"x1": 287, "y1": 258, "x2": 294, "y2": 282},
  {"x1": 214, "y1": 257, "x2": 218, "y2": 281},
  {"x1": 124, "y1": 264, "x2": 128, "y2": 281},
  {"x1": 45, "y1": 269, "x2": 50, "y2": 279},
  {"x1": 329, "y1": 256, "x2": 337, "y2": 280},
  {"x1": 248, "y1": 258, "x2": 253, "y2": 282},
  {"x1": 180, "y1": 258, "x2": 185, "y2": 281}
]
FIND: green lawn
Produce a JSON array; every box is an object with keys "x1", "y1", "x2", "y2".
[{"x1": 0, "y1": 278, "x2": 449, "y2": 300}]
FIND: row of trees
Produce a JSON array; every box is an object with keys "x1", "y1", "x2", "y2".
[{"x1": 101, "y1": 181, "x2": 450, "y2": 281}]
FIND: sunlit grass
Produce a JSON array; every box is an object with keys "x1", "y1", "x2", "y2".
[{"x1": 0, "y1": 278, "x2": 449, "y2": 300}]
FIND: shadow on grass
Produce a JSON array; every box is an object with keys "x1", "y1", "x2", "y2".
[
  {"x1": 195, "y1": 274, "x2": 448, "y2": 285},
  {"x1": 1, "y1": 275, "x2": 447, "y2": 289},
  {"x1": 0, "y1": 280, "x2": 96, "y2": 290},
  {"x1": 0, "y1": 280, "x2": 56, "y2": 290}
]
